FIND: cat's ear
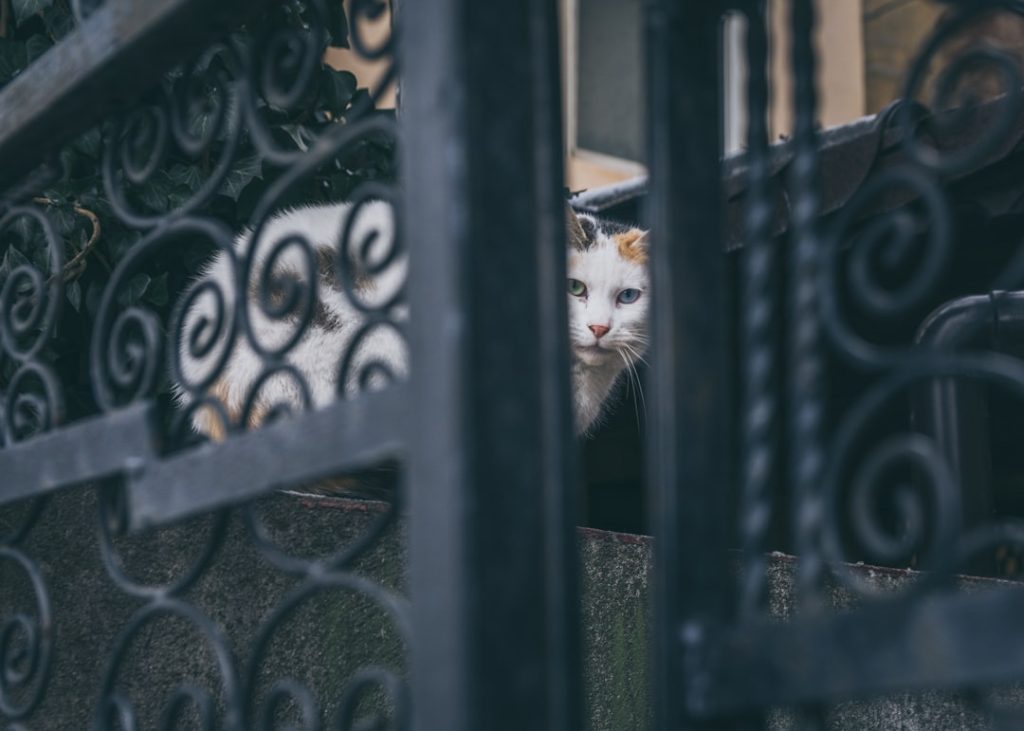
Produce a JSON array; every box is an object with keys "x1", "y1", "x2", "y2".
[
  {"x1": 615, "y1": 228, "x2": 649, "y2": 264},
  {"x1": 566, "y1": 202, "x2": 587, "y2": 249},
  {"x1": 630, "y1": 230, "x2": 647, "y2": 259}
]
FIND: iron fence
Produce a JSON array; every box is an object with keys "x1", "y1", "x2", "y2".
[{"x1": 4, "y1": 0, "x2": 1024, "y2": 729}]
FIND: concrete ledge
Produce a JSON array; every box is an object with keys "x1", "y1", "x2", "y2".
[{"x1": 0, "y1": 490, "x2": 1018, "y2": 729}]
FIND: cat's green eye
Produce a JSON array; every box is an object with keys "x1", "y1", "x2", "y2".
[
  {"x1": 617, "y1": 288, "x2": 641, "y2": 305},
  {"x1": 568, "y1": 279, "x2": 587, "y2": 297}
]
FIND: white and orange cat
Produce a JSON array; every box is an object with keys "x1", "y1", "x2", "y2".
[{"x1": 176, "y1": 201, "x2": 649, "y2": 445}]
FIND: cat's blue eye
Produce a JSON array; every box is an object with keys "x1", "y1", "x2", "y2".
[
  {"x1": 617, "y1": 288, "x2": 641, "y2": 304},
  {"x1": 568, "y1": 279, "x2": 587, "y2": 297}
]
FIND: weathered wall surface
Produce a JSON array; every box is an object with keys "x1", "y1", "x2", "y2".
[{"x1": 1, "y1": 490, "x2": 1019, "y2": 729}]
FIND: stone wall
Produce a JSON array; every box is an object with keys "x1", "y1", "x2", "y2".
[{"x1": 1, "y1": 490, "x2": 1021, "y2": 729}]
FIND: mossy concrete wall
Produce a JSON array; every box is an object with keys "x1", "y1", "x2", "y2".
[{"x1": 0, "y1": 490, "x2": 1015, "y2": 729}]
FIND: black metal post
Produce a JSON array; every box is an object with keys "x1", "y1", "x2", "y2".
[
  {"x1": 645, "y1": 1, "x2": 733, "y2": 728},
  {"x1": 402, "y1": 0, "x2": 581, "y2": 729}
]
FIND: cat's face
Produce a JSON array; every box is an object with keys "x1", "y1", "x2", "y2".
[{"x1": 565, "y1": 209, "x2": 649, "y2": 368}]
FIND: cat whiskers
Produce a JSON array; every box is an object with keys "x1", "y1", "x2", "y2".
[
  {"x1": 617, "y1": 343, "x2": 647, "y2": 431},
  {"x1": 621, "y1": 340, "x2": 649, "y2": 367}
]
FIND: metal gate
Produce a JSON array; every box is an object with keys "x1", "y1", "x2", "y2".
[{"x1": 3, "y1": 0, "x2": 1024, "y2": 729}]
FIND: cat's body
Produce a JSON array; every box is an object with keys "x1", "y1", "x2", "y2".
[{"x1": 176, "y1": 200, "x2": 648, "y2": 455}]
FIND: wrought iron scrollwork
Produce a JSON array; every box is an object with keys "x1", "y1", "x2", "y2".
[
  {"x1": 243, "y1": 574, "x2": 410, "y2": 731},
  {"x1": 0, "y1": 206, "x2": 65, "y2": 443},
  {"x1": 102, "y1": 43, "x2": 245, "y2": 230},
  {"x1": 809, "y1": 3, "x2": 1024, "y2": 601},
  {"x1": 95, "y1": 598, "x2": 242, "y2": 730},
  {"x1": 3, "y1": 1, "x2": 404, "y2": 728},
  {"x1": 0, "y1": 548, "x2": 52, "y2": 722},
  {"x1": 729, "y1": 1, "x2": 1024, "y2": 724}
]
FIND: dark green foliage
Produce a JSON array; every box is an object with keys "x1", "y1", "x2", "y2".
[{"x1": 0, "y1": 0, "x2": 396, "y2": 425}]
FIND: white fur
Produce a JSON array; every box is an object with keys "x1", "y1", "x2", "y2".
[
  {"x1": 567, "y1": 214, "x2": 650, "y2": 434},
  {"x1": 175, "y1": 200, "x2": 407, "y2": 431},
  {"x1": 176, "y1": 203, "x2": 648, "y2": 437}
]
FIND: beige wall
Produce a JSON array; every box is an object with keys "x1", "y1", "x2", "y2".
[
  {"x1": 862, "y1": 0, "x2": 941, "y2": 113},
  {"x1": 324, "y1": 0, "x2": 397, "y2": 109},
  {"x1": 567, "y1": 1, "x2": 869, "y2": 190},
  {"x1": 863, "y1": 1, "x2": 1024, "y2": 114},
  {"x1": 770, "y1": 0, "x2": 866, "y2": 139}
]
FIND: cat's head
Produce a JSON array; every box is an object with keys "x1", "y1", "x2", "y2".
[{"x1": 565, "y1": 205, "x2": 649, "y2": 368}]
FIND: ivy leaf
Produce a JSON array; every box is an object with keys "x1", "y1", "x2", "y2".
[
  {"x1": 41, "y1": 4, "x2": 75, "y2": 39},
  {"x1": 117, "y1": 273, "x2": 151, "y2": 307},
  {"x1": 326, "y1": 3, "x2": 349, "y2": 48},
  {"x1": 136, "y1": 171, "x2": 181, "y2": 213},
  {"x1": 78, "y1": 191, "x2": 114, "y2": 219},
  {"x1": 85, "y1": 281, "x2": 104, "y2": 317},
  {"x1": 0, "y1": 40, "x2": 27, "y2": 80},
  {"x1": 50, "y1": 205, "x2": 77, "y2": 237},
  {"x1": 142, "y1": 272, "x2": 168, "y2": 307},
  {"x1": 167, "y1": 164, "x2": 205, "y2": 193},
  {"x1": 12, "y1": 0, "x2": 56, "y2": 24},
  {"x1": 218, "y1": 154, "x2": 263, "y2": 201},
  {"x1": 276, "y1": 124, "x2": 313, "y2": 152},
  {"x1": 321, "y1": 67, "x2": 357, "y2": 112},
  {"x1": 66, "y1": 280, "x2": 82, "y2": 312},
  {"x1": 10, "y1": 215, "x2": 35, "y2": 247},
  {"x1": 29, "y1": 237, "x2": 49, "y2": 271},
  {"x1": 72, "y1": 127, "x2": 102, "y2": 159},
  {"x1": 25, "y1": 34, "x2": 51, "y2": 63},
  {"x1": 4, "y1": 244, "x2": 31, "y2": 272}
]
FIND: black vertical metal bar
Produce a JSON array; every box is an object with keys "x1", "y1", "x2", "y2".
[
  {"x1": 788, "y1": 1, "x2": 827, "y2": 727},
  {"x1": 738, "y1": 0, "x2": 776, "y2": 622},
  {"x1": 788, "y1": 0, "x2": 826, "y2": 609},
  {"x1": 646, "y1": 1, "x2": 733, "y2": 728},
  {"x1": 531, "y1": 0, "x2": 585, "y2": 728},
  {"x1": 403, "y1": 1, "x2": 579, "y2": 730},
  {"x1": 735, "y1": 11, "x2": 777, "y2": 724}
]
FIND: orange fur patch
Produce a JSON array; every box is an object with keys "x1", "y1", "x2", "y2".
[
  {"x1": 245, "y1": 399, "x2": 269, "y2": 431},
  {"x1": 614, "y1": 229, "x2": 648, "y2": 264},
  {"x1": 194, "y1": 379, "x2": 269, "y2": 442},
  {"x1": 195, "y1": 379, "x2": 233, "y2": 442}
]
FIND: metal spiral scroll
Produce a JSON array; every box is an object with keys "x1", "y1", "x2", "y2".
[
  {"x1": 237, "y1": 114, "x2": 404, "y2": 574},
  {"x1": 102, "y1": 43, "x2": 244, "y2": 231},
  {"x1": 0, "y1": 206, "x2": 65, "y2": 446},
  {"x1": 820, "y1": 166, "x2": 954, "y2": 371},
  {"x1": 89, "y1": 5, "x2": 405, "y2": 727},
  {"x1": 244, "y1": 0, "x2": 397, "y2": 166},
  {"x1": 243, "y1": 574, "x2": 410, "y2": 731},
  {"x1": 815, "y1": 3, "x2": 1024, "y2": 602},
  {"x1": 897, "y1": 2, "x2": 1024, "y2": 177},
  {"x1": 92, "y1": 218, "x2": 236, "y2": 412},
  {"x1": 94, "y1": 599, "x2": 241, "y2": 731},
  {"x1": 0, "y1": 548, "x2": 53, "y2": 722},
  {"x1": 333, "y1": 182, "x2": 406, "y2": 399},
  {"x1": 0, "y1": 202, "x2": 60, "y2": 724}
]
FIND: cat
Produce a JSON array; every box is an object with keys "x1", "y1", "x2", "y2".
[
  {"x1": 175, "y1": 200, "x2": 648, "y2": 492},
  {"x1": 564, "y1": 205, "x2": 649, "y2": 434}
]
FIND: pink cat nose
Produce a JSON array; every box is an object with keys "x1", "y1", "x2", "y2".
[{"x1": 588, "y1": 324, "x2": 610, "y2": 339}]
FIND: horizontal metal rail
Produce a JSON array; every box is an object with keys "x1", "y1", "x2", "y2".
[
  {"x1": 0, "y1": 387, "x2": 406, "y2": 531},
  {"x1": 128, "y1": 385, "x2": 408, "y2": 530},
  {"x1": 702, "y1": 585, "x2": 1024, "y2": 715},
  {"x1": 0, "y1": 402, "x2": 157, "y2": 504}
]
